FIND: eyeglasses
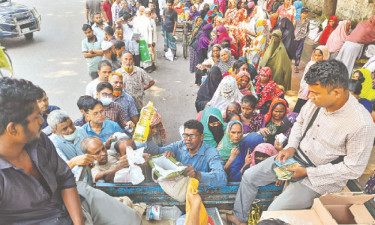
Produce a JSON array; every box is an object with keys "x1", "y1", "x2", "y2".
[
  {"x1": 182, "y1": 133, "x2": 200, "y2": 139},
  {"x1": 101, "y1": 93, "x2": 113, "y2": 98}
]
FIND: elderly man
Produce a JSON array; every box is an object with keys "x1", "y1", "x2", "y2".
[
  {"x1": 227, "y1": 60, "x2": 375, "y2": 225},
  {"x1": 82, "y1": 24, "x2": 103, "y2": 79},
  {"x1": 101, "y1": 40, "x2": 121, "y2": 70},
  {"x1": 109, "y1": 72, "x2": 139, "y2": 124},
  {"x1": 92, "y1": 12, "x2": 108, "y2": 40},
  {"x1": 116, "y1": 51, "x2": 155, "y2": 110},
  {"x1": 160, "y1": 120, "x2": 227, "y2": 187},
  {"x1": 46, "y1": 110, "x2": 142, "y2": 225},
  {"x1": 86, "y1": 60, "x2": 112, "y2": 98}
]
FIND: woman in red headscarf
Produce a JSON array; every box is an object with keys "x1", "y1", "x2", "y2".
[
  {"x1": 255, "y1": 67, "x2": 284, "y2": 114},
  {"x1": 318, "y1": 15, "x2": 338, "y2": 45}
]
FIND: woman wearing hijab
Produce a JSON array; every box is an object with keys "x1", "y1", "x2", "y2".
[
  {"x1": 336, "y1": 15, "x2": 375, "y2": 74},
  {"x1": 212, "y1": 26, "x2": 231, "y2": 45},
  {"x1": 196, "y1": 24, "x2": 214, "y2": 64},
  {"x1": 229, "y1": 132, "x2": 264, "y2": 181},
  {"x1": 352, "y1": 69, "x2": 375, "y2": 101},
  {"x1": 214, "y1": 0, "x2": 226, "y2": 15},
  {"x1": 187, "y1": 5, "x2": 200, "y2": 21},
  {"x1": 235, "y1": 71, "x2": 256, "y2": 96},
  {"x1": 200, "y1": 3, "x2": 210, "y2": 21},
  {"x1": 294, "y1": 45, "x2": 329, "y2": 113},
  {"x1": 255, "y1": 67, "x2": 284, "y2": 114},
  {"x1": 293, "y1": 0, "x2": 303, "y2": 20},
  {"x1": 195, "y1": 44, "x2": 221, "y2": 85},
  {"x1": 189, "y1": 17, "x2": 204, "y2": 74},
  {"x1": 208, "y1": 76, "x2": 244, "y2": 115},
  {"x1": 246, "y1": 20, "x2": 269, "y2": 70},
  {"x1": 200, "y1": 107, "x2": 227, "y2": 148},
  {"x1": 214, "y1": 48, "x2": 236, "y2": 75},
  {"x1": 195, "y1": 66, "x2": 222, "y2": 112},
  {"x1": 259, "y1": 30, "x2": 292, "y2": 91},
  {"x1": 259, "y1": 97, "x2": 298, "y2": 145},
  {"x1": 318, "y1": 15, "x2": 338, "y2": 45},
  {"x1": 270, "y1": 13, "x2": 279, "y2": 32},
  {"x1": 279, "y1": 17, "x2": 296, "y2": 60},
  {"x1": 325, "y1": 20, "x2": 351, "y2": 59},
  {"x1": 238, "y1": 57, "x2": 257, "y2": 81},
  {"x1": 247, "y1": 143, "x2": 278, "y2": 168},
  {"x1": 225, "y1": 0, "x2": 238, "y2": 25}
]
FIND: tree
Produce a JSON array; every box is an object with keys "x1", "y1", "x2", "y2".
[{"x1": 322, "y1": 0, "x2": 337, "y2": 17}]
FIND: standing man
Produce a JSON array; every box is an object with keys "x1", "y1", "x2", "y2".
[
  {"x1": 163, "y1": 0, "x2": 178, "y2": 59},
  {"x1": 82, "y1": 24, "x2": 103, "y2": 80},
  {"x1": 112, "y1": 0, "x2": 122, "y2": 25},
  {"x1": 101, "y1": 41, "x2": 121, "y2": 70},
  {"x1": 86, "y1": 60, "x2": 112, "y2": 98},
  {"x1": 86, "y1": 0, "x2": 108, "y2": 25},
  {"x1": 102, "y1": 0, "x2": 113, "y2": 27},
  {"x1": 114, "y1": 40, "x2": 126, "y2": 62},
  {"x1": 92, "y1": 13, "x2": 108, "y2": 41},
  {"x1": 122, "y1": 13, "x2": 141, "y2": 67},
  {"x1": 227, "y1": 60, "x2": 375, "y2": 225},
  {"x1": 0, "y1": 77, "x2": 84, "y2": 224},
  {"x1": 104, "y1": 26, "x2": 117, "y2": 43},
  {"x1": 116, "y1": 52, "x2": 155, "y2": 111},
  {"x1": 293, "y1": 7, "x2": 310, "y2": 73}
]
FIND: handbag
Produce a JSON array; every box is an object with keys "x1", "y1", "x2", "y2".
[{"x1": 139, "y1": 40, "x2": 151, "y2": 62}]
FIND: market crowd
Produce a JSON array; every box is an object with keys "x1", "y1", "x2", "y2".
[{"x1": 1, "y1": 0, "x2": 375, "y2": 224}]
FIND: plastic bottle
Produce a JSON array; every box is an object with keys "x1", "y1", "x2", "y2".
[
  {"x1": 146, "y1": 205, "x2": 182, "y2": 220},
  {"x1": 132, "y1": 101, "x2": 156, "y2": 143}
]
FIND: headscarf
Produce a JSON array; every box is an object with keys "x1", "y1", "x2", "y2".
[
  {"x1": 232, "y1": 9, "x2": 247, "y2": 27},
  {"x1": 255, "y1": 67, "x2": 283, "y2": 109},
  {"x1": 200, "y1": 107, "x2": 227, "y2": 148},
  {"x1": 189, "y1": 5, "x2": 200, "y2": 20},
  {"x1": 325, "y1": 20, "x2": 350, "y2": 53},
  {"x1": 250, "y1": 143, "x2": 278, "y2": 167},
  {"x1": 205, "y1": 10, "x2": 214, "y2": 21},
  {"x1": 346, "y1": 15, "x2": 375, "y2": 44},
  {"x1": 270, "y1": 13, "x2": 279, "y2": 31},
  {"x1": 259, "y1": 30, "x2": 292, "y2": 91},
  {"x1": 294, "y1": 1, "x2": 303, "y2": 20},
  {"x1": 247, "y1": 1, "x2": 255, "y2": 9},
  {"x1": 225, "y1": 102, "x2": 241, "y2": 122},
  {"x1": 150, "y1": 113, "x2": 167, "y2": 146},
  {"x1": 209, "y1": 76, "x2": 243, "y2": 114},
  {"x1": 264, "y1": 97, "x2": 289, "y2": 124},
  {"x1": 217, "y1": 120, "x2": 243, "y2": 160},
  {"x1": 279, "y1": 17, "x2": 296, "y2": 59},
  {"x1": 213, "y1": 26, "x2": 231, "y2": 44},
  {"x1": 215, "y1": 48, "x2": 236, "y2": 75},
  {"x1": 235, "y1": 71, "x2": 254, "y2": 95},
  {"x1": 357, "y1": 68, "x2": 375, "y2": 101},
  {"x1": 197, "y1": 66, "x2": 223, "y2": 101},
  {"x1": 196, "y1": 24, "x2": 213, "y2": 54},
  {"x1": 225, "y1": 0, "x2": 238, "y2": 24},
  {"x1": 318, "y1": 15, "x2": 338, "y2": 45},
  {"x1": 200, "y1": 4, "x2": 210, "y2": 20},
  {"x1": 239, "y1": 57, "x2": 258, "y2": 80},
  {"x1": 214, "y1": 0, "x2": 226, "y2": 15},
  {"x1": 311, "y1": 45, "x2": 330, "y2": 61}
]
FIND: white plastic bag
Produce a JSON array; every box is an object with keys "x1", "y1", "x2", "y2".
[
  {"x1": 308, "y1": 20, "x2": 320, "y2": 41},
  {"x1": 165, "y1": 48, "x2": 174, "y2": 61},
  {"x1": 113, "y1": 146, "x2": 145, "y2": 184}
]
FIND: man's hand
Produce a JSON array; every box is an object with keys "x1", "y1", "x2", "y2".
[
  {"x1": 276, "y1": 147, "x2": 296, "y2": 164},
  {"x1": 142, "y1": 153, "x2": 151, "y2": 163},
  {"x1": 118, "y1": 155, "x2": 130, "y2": 168},
  {"x1": 184, "y1": 165, "x2": 196, "y2": 178},
  {"x1": 164, "y1": 150, "x2": 175, "y2": 158},
  {"x1": 287, "y1": 166, "x2": 307, "y2": 179},
  {"x1": 73, "y1": 154, "x2": 95, "y2": 166},
  {"x1": 128, "y1": 121, "x2": 135, "y2": 128},
  {"x1": 258, "y1": 128, "x2": 271, "y2": 136}
]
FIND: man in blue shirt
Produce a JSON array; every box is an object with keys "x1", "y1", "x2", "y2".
[
  {"x1": 82, "y1": 24, "x2": 103, "y2": 80},
  {"x1": 160, "y1": 120, "x2": 227, "y2": 187},
  {"x1": 81, "y1": 98, "x2": 124, "y2": 144},
  {"x1": 36, "y1": 89, "x2": 60, "y2": 130}
]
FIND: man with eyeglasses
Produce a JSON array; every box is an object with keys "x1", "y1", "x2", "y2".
[{"x1": 159, "y1": 120, "x2": 227, "y2": 187}]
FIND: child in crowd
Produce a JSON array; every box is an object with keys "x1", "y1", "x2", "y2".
[{"x1": 293, "y1": 7, "x2": 310, "y2": 73}]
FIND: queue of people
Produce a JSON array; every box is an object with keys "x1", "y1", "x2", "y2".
[{"x1": 2, "y1": 0, "x2": 375, "y2": 224}]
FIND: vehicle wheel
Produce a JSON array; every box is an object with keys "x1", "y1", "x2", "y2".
[
  {"x1": 25, "y1": 33, "x2": 33, "y2": 40},
  {"x1": 183, "y1": 35, "x2": 188, "y2": 59}
]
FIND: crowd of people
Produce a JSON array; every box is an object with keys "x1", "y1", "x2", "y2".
[{"x1": 2, "y1": 0, "x2": 375, "y2": 224}]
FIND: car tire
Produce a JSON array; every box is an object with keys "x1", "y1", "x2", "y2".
[{"x1": 25, "y1": 33, "x2": 33, "y2": 40}]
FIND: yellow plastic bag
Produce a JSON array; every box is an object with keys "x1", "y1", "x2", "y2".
[{"x1": 185, "y1": 178, "x2": 208, "y2": 225}]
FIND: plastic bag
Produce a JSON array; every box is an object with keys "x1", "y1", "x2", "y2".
[
  {"x1": 165, "y1": 48, "x2": 174, "y2": 61},
  {"x1": 149, "y1": 155, "x2": 186, "y2": 180},
  {"x1": 139, "y1": 40, "x2": 151, "y2": 62},
  {"x1": 158, "y1": 175, "x2": 190, "y2": 202},
  {"x1": 113, "y1": 147, "x2": 145, "y2": 184}
]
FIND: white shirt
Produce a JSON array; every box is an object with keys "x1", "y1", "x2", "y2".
[
  {"x1": 85, "y1": 78, "x2": 100, "y2": 98},
  {"x1": 158, "y1": 0, "x2": 167, "y2": 16},
  {"x1": 112, "y1": 2, "x2": 122, "y2": 23},
  {"x1": 92, "y1": 22, "x2": 108, "y2": 41}
]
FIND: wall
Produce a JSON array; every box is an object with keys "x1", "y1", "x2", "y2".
[{"x1": 301, "y1": 0, "x2": 375, "y2": 24}]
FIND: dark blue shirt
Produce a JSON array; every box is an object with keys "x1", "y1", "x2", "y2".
[{"x1": 41, "y1": 105, "x2": 61, "y2": 129}]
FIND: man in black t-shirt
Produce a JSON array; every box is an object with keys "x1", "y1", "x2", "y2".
[{"x1": 163, "y1": 0, "x2": 178, "y2": 58}]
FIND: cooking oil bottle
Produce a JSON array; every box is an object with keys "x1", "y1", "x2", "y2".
[{"x1": 133, "y1": 101, "x2": 156, "y2": 143}]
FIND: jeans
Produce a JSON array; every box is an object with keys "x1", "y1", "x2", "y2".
[{"x1": 294, "y1": 38, "x2": 305, "y2": 66}]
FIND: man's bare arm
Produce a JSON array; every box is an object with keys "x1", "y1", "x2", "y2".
[{"x1": 61, "y1": 187, "x2": 85, "y2": 225}]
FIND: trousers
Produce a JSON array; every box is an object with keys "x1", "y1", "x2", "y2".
[
  {"x1": 233, "y1": 155, "x2": 320, "y2": 222},
  {"x1": 294, "y1": 38, "x2": 305, "y2": 66}
]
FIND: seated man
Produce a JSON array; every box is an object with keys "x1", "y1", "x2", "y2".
[
  {"x1": 114, "y1": 137, "x2": 137, "y2": 157},
  {"x1": 159, "y1": 120, "x2": 227, "y2": 187},
  {"x1": 36, "y1": 88, "x2": 60, "y2": 131},
  {"x1": 227, "y1": 60, "x2": 375, "y2": 225},
  {"x1": 96, "y1": 81, "x2": 135, "y2": 129},
  {"x1": 85, "y1": 60, "x2": 112, "y2": 98},
  {"x1": 81, "y1": 97, "x2": 124, "y2": 143},
  {"x1": 109, "y1": 72, "x2": 139, "y2": 125},
  {"x1": 81, "y1": 136, "x2": 129, "y2": 182}
]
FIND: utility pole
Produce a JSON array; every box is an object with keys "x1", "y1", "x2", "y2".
[{"x1": 322, "y1": 0, "x2": 337, "y2": 17}]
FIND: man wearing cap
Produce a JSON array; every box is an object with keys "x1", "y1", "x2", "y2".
[
  {"x1": 293, "y1": 7, "x2": 310, "y2": 73},
  {"x1": 121, "y1": 13, "x2": 141, "y2": 67},
  {"x1": 82, "y1": 24, "x2": 104, "y2": 79},
  {"x1": 102, "y1": 40, "x2": 121, "y2": 70}
]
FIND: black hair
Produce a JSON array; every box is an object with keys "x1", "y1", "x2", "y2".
[
  {"x1": 226, "y1": 112, "x2": 241, "y2": 122},
  {"x1": 352, "y1": 70, "x2": 365, "y2": 83},
  {"x1": 35, "y1": 86, "x2": 46, "y2": 100},
  {"x1": 82, "y1": 24, "x2": 92, "y2": 31},
  {"x1": 372, "y1": 101, "x2": 375, "y2": 112},
  {"x1": 233, "y1": 60, "x2": 246, "y2": 72},
  {"x1": 76, "y1": 95, "x2": 102, "y2": 113},
  {"x1": 257, "y1": 218, "x2": 290, "y2": 225},
  {"x1": 104, "y1": 26, "x2": 115, "y2": 36},
  {"x1": 96, "y1": 82, "x2": 114, "y2": 93},
  {"x1": 98, "y1": 60, "x2": 112, "y2": 70},
  {"x1": 184, "y1": 120, "x2": 204, "y2": 134},
  {"x1": 241, "y1": 95, "x2": 258, "y2": 109},
  {"x1": 0, "y1": 78, "x2": 42, "y2": 134},
  {"x1": 167, "y1": 0, "x2": 174, "y2": 4},
  {"x1": 114, "y1": 40, "x2": 125, "y2": 50},
  {"x1": 348, "y1": 79, "x2": 362, "y2": 95},
  {"x1": 304, "y1": 60, "x2": 349, "y2": 90}
]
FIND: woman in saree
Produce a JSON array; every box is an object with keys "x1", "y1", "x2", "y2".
[
  {"x1": 225, "y1": 0, "x2": 238, "y2": 25},
  {"x1": 214, "y1": 48, "x2": 236, "y2": 75},
  {"x1": 325, "y1": 20, "x2": 351, "y2": 59},
  {"x1": 189, "y1": 17, "x2": 204, "y2": 73},
  {"x1": 318, "y1": 15, "x2": 338, "y2": 45},
  {"x1": 245, "y1": 20, "x2": 269, "y2": 70}
]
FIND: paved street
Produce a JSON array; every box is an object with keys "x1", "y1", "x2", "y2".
[{"x1": 1, "y1": 0, "x2": 198, "y2": 142}]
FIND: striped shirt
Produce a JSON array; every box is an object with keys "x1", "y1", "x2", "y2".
[{"x1": 285, "y1": 95, "x2": 375, "y2": 194}]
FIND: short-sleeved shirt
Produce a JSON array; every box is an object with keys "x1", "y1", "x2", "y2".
[
  {"x1": 0, "y1": 132, "x2": 76, "y2": 224},
  {"x1": 82, "y1": 119, "x2": 124, "y2": 142},
  {"x1": 163, "y1": 9, "x2": 177, "y2": 33},
  {"x1": 41, "y1": 105, "x2": 61, "y2": 129},
  {"x1": 294, "y1": 18, "x2": 310, "y2": 40},
  {"x1": 86, "y1": 0, "x2": 102, "y2": 23},
  {"x1": 116, "y1": 66, "x2": 153, "y2": 109},
  {"x1": 82, "y1": 36, "x2": 103, "y2": 72},
  {"x1": 92, "y1": 23, "x2": 107, "y2": 41},
  {"x1": 102, "y1": 1, "x2": 112, "y2": 21},
  {"x1": 114, "y1": 91, "x2": 139, "y2": 121},
  {"x1": 85, "y1": 78, "x2": 101, "y2": 98}
]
